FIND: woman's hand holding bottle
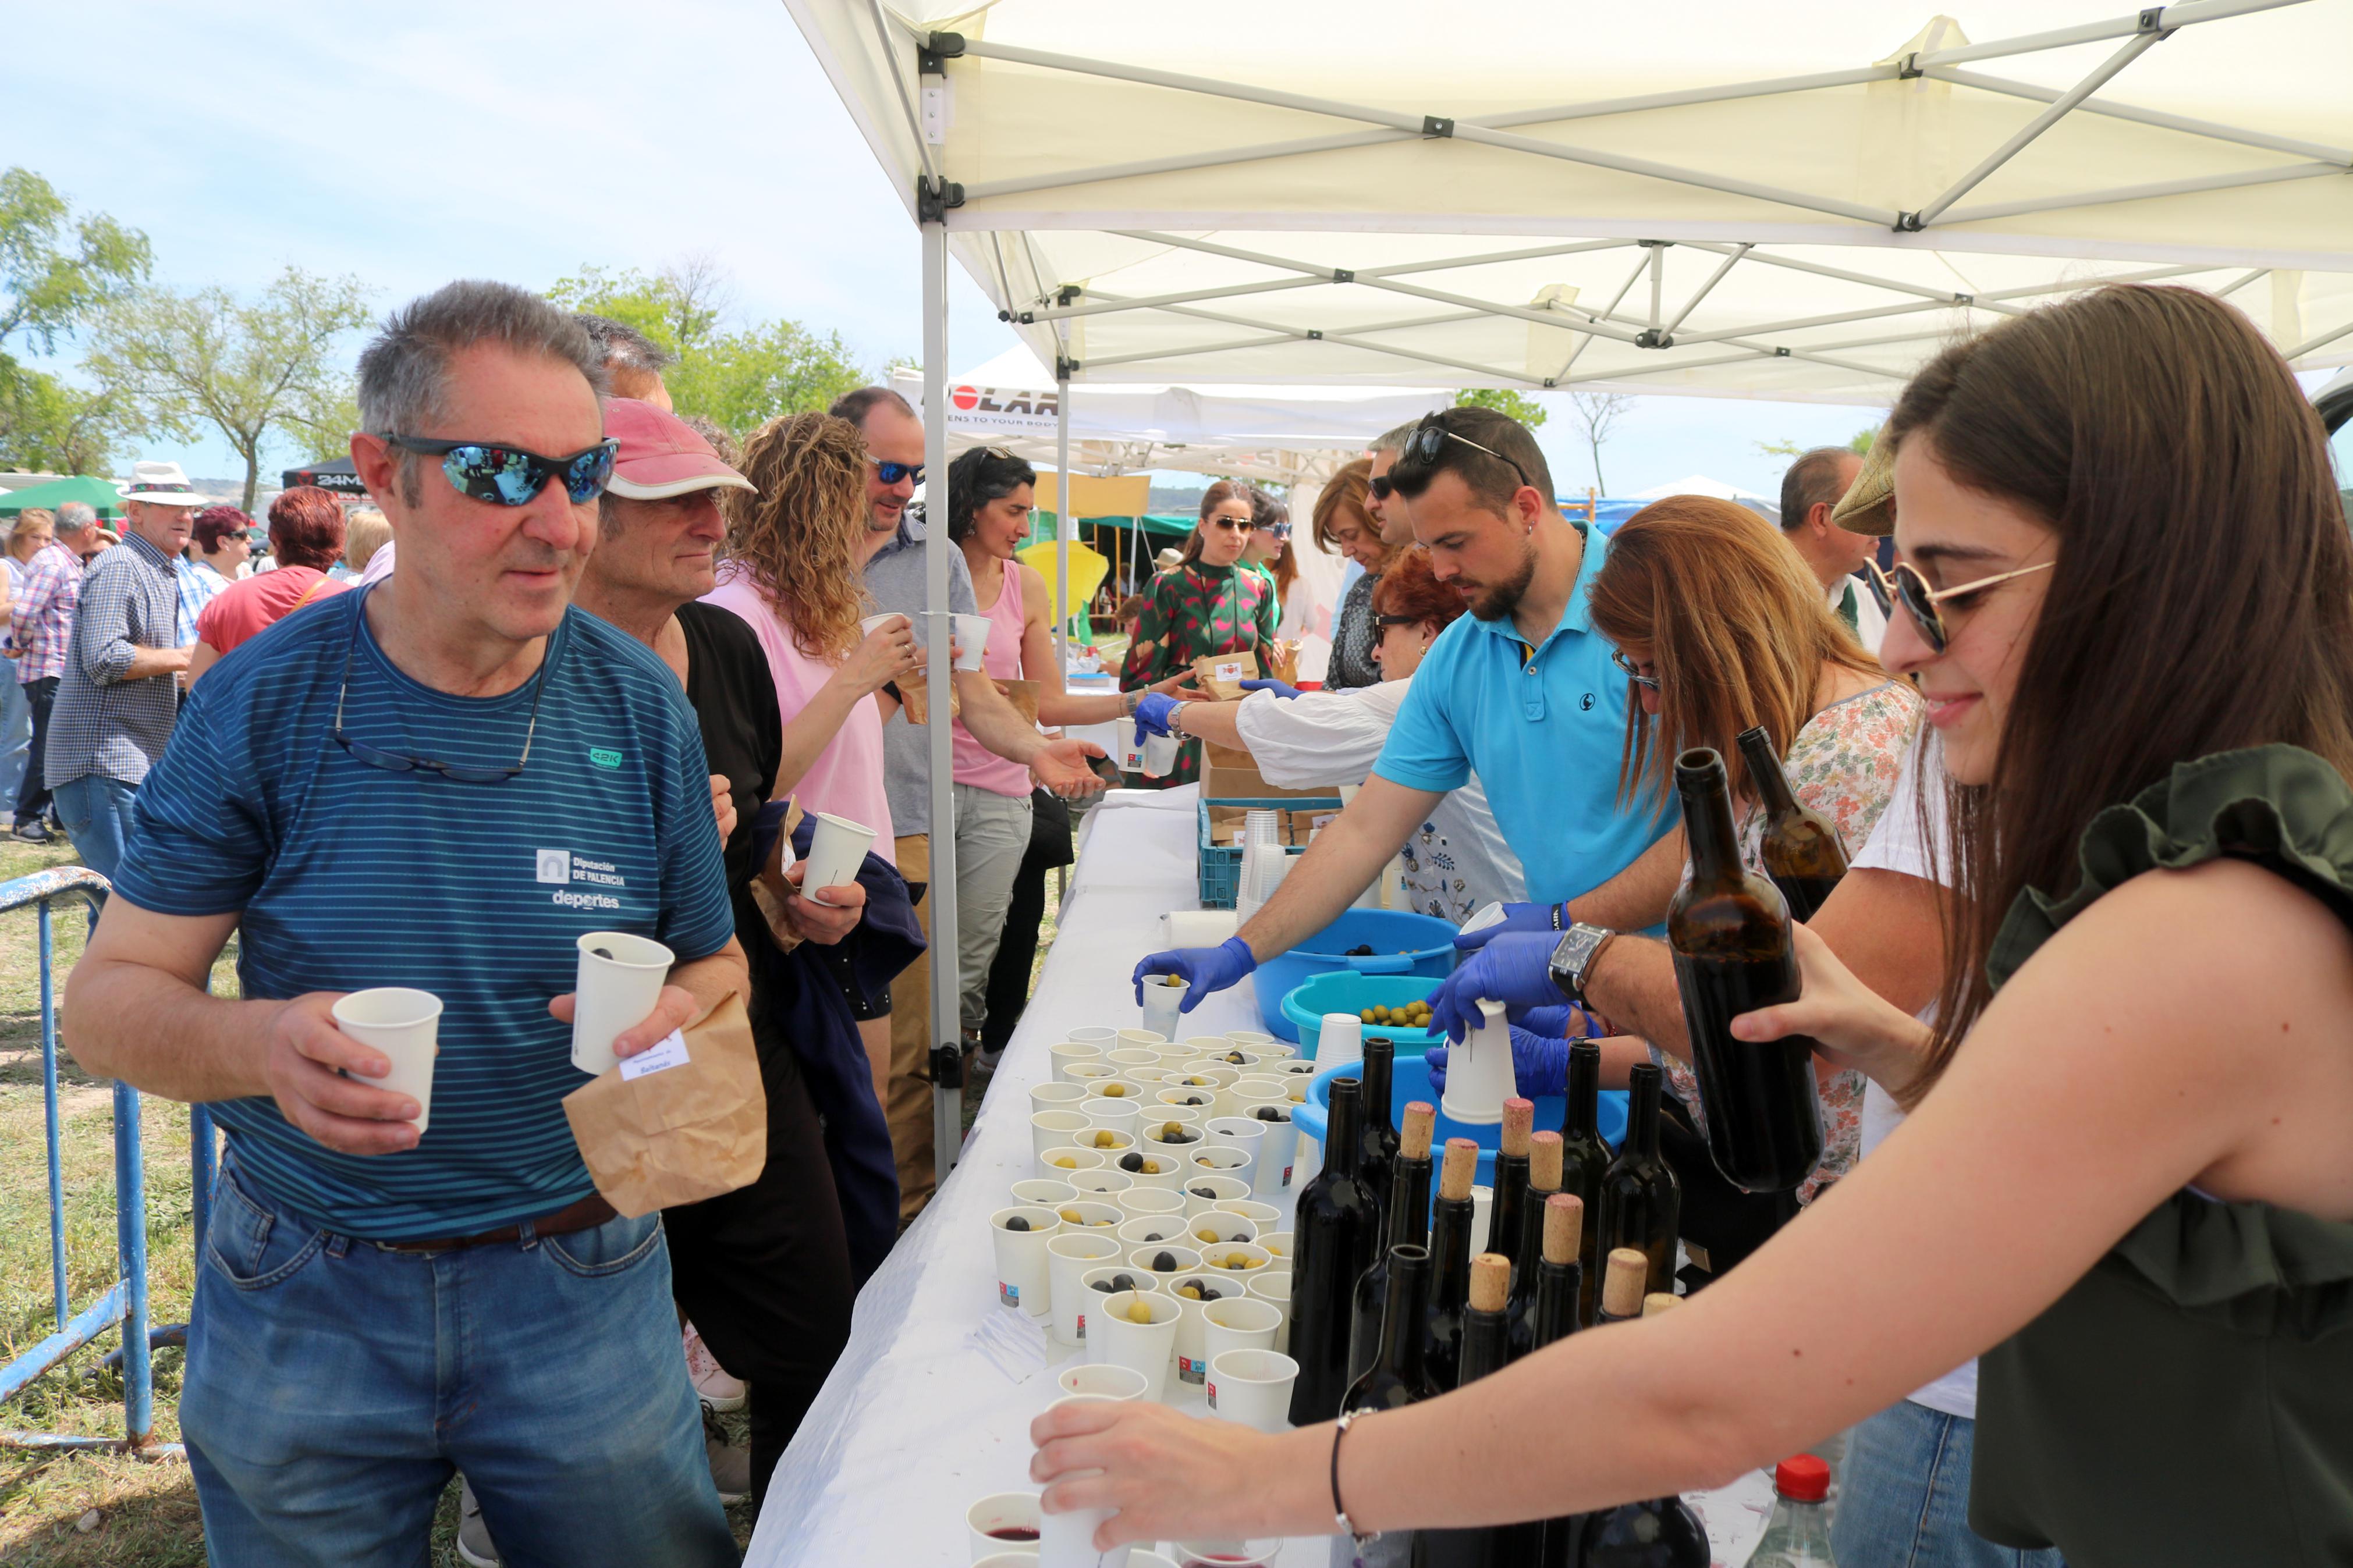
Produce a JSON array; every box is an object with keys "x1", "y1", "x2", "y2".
[{"x1": 1729, "y1": 920, "x2": 1937, "y2": 1096}]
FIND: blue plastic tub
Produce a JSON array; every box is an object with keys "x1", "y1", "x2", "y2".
[
  {"x1": 1281, "y1": 972, "x2": 1444, "y2": 1060},
  {"x1": 1290, "y1": 1054, "x2": 1628, "y2": 1194},
  {"x1": 1251, "y1": 909, "x2": 1458, "y2": 1040}
]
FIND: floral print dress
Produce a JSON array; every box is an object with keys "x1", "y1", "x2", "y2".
[
  {"x1": 1652, "y1": 678, "x2": 1922, "y2": 1206},
  {"x1": 1121, "y1": 561, "x2": 1278, "y2": 786}
]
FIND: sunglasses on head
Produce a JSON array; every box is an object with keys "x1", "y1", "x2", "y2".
[
  {"x1": 1864, "y1": 558, "x2": 2054, "y2": 655},
  {"x1": 386, "y1": 435, "x2": 616, "y2": 507},
  {"x1": 865, "y1": 453, "x2": 925, "y2": 487},
  {"x1": 1393, "y1": 415, "x2": 1537, "y2": 499}
]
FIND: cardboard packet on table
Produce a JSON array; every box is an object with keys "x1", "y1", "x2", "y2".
[
  {"x1": 1193, "y1": 649, "x2": 1261, "y2": 701},
  {"x1": 894, "y1": 671, "x2": 960, "y2": 727},
  {"x1": 562, "y1": 990, "x2": 765, "y2": 1217}
]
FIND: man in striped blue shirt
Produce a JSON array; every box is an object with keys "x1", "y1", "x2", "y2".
[{"x1": 63, "y1": 282, "x2": 746, "y2": 1567}]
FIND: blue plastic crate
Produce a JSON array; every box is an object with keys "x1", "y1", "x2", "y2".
[{"x1": 1196, "y1": 795, "x2": 1342, "y2": 909}]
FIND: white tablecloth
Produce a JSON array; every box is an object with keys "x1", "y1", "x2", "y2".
[{"x1": 747, "y1": 786, "x2": 1774, "y2": 1567}]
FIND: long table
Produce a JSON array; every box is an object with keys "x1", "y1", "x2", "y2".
[{"x1": 748, "y1": 787, "x2": 1774, "y2": 1567}]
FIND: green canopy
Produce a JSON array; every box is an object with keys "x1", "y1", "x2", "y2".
[{"x1": 0, "y1": 476, "x2": 125, "y2": 520}]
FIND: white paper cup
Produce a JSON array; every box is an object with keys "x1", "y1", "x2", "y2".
[
  {"x1": 1186, "y1": 1214, "x2": 1260, "y2": 1249},
  {"x1": 1130, "y1": 1553, "x2": 1180, "y2": 1568},
  {"x1": 1163, "y1": 910, "x2": 1239, "y2": 947},
  {"x1": 1258, "y1": 1232, "x2": 1294, "y2": 1266},
  {"x1": 1198, "y1": 1242, "x2": 1272, "y2": 1284},
  {"x1": 331, "y1": 987, "x2": 442, "y2": 1135},
  {"x1": 951, "y1": 611, "x2": 992, "y2": 671},
  {"x1": 1094, "y1": 1290, "x2": 1183, "y2": 1402},
  {"x1": 1064, "y1": 1064, "x2": 1120, "y2": 1093},
  {"x1": 1172, "y1": 1537, "x2": 1281, "y2": 1567},
  {"x1": 976, "y1": 1553, "x2": 1045, "y2": 1568},
  {"x1": 1119, "y1": 1146, "x2": 1183, "y2": 1191},
  {"x1": 1182, "y1": 1175, "x2": 1252, "y2": 1217},
  {"x1": 1142, "y1": 1101, "x2": 1206, "y2": 1129},
  {"x1": 1116, "y1": 1027, "x2": 1168, "y2": 1051},
  {"x1": 1067, "y1": 1026, "x2": 1119, "y2": 1047},
  {"x1": 1204, "y1": 1115, "x2": 1266, "y2": 1178},
  {"x1": 1116, "y1": 1215, "x2": 1191, "y2": 1249},
  {"x1": 1119, "y1": 1070, "x2": 1172, "y2": 1096},
  {"x1": 803, "y1": 811, "x2": 876, "y2": 906},
  {"x1": 1149, "y1": 1044, "x2": 1199, "y2": 1067},
  {"x1": 1048, "y1": 1232, "x2": 1124, "y2": 1347},
  {"x1": 1181, "y1": 1034, "x2": 1233, "y2": 1056},
  {"x1": 991, "y1": 1207, "x2": 1062, "y2": 1315},
  {"x1": 1080, "y1": 1099, "x2": 1141, "y2": 1139},
  {"x1": 1248, "y1": 1108, "x2": 1297, "y2": 1195},
  {"x1": 1032, "y1": 1080, "x2": 1089, "y2": 1114},
  {"x1": 1141, "y1": 1123, "x2": 1207, "y2": 1172},
  {"x1": 1066, "y1": 1168, "x2": 1133, "y2": 1198},
  {"x1": 1215, "y1": 1198, "x2": 1282, "y2": 1228},
  {"x1": 1471, "y1": 1184, "x2": 1494, "y2": 1254},
  {"x1": 968, "y1": 1491, "x2": 1044, "y2": 1560},
  {"x1": 1038, "y1": 1389, "x2": 1138, "y2": 1568},
  {"x1": 1245, "y1": 1040, "x2": 1298, "y2": 1061},
  {"x1": 1187, "y1": 1144, "x2": 1254, "y2": 1187},
  {"x1": 1058, "y1": 1361, "x2": 1150, "y2": 1401},
  {"x1": 1440, "y1": 998, "x2": 1513, "y2": 1127},
  {"x1": 1033, "y1": 1110, "x2": 1094, "y2": 1162},
  {"x1": 1059, "y1": 1201, "x2": 1126, "y2": 1236},
  {"x1": 1316, "y1": 1011, "x2": 1364, "y2": 1073},
  {"x1": 1071, "y1": 1129, "x2": 1138, "y2": 1164},
  {"x1": 1049, "y1": 1044, "x2": 1103, "y2": 1085},
  {"x1": 1203, "y1": 1349, "x2": 1298, "y2": 1434},
  {"x1": 1246, "y1": 1270, "x2": 1293, "y2": 1353},
  {"x1": 1128, "y1": 1243, "x2": 1204, "y2": 1290},
  {"x1": 1111, "y1": 715, "x2": 1147, "y2": 773},
  {"x1": 1105, "y1": 1047, "x2": 1162, "y2": 1072},
  {"x1": 1224, "y1": 1030, "x2": 1275, "y2": 1050},
  {"x1": 1077, "y1": 1263, "x2": 1157, "y2": 1352},
  {"x1": 569, "y1": 933, "x2": 673, "y2": 1076},
  {"x1": 1013, "y1": 1179, "x2": 1079, "y2": 1210},
  {"x1": 1199, "y1": 1295, "x2": 1283, "y2": 1368},
  {"x1": 1115, "y1": 1187, "x2": 1186, "y2": 1221},
  {"x1": 1141, "y1": 728, "x2": 1180, "y2": 778},
  {"x1": 1166, "y1": 1270, "x2": 1248, "y2": 1387},
  {"x1": 1154, "y1": 1082, "x2": 1218, "y2": 1112},
  {"x1": 1083, "y1": 1075, "x2": 1141, "y2": 1103},
  {"x1": 1037, "y1": 1146, "x2": 1106, "y2": 1181}
]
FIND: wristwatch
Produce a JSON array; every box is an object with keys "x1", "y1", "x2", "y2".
[{"x1": 1548, "y1": 923, "x2": 1616, "y2": 1007}]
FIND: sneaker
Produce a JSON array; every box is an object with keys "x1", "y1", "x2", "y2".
[
  {"x1": 456, "y1": 1477, "x2": 502, "y2": 1567},
  {"x1": 683, "y1": 1321, "x2": 745, "y2": 1413},
  {"x1": 704, "y1": 1407, "x2": 751, "y2": 1505},
  {"x1": 12, "y1": 819, "x2": 51, "y2": 844}
]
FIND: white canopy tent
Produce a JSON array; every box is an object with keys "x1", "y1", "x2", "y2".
[{"x1": 781, "y1": 0, "x2": 2353, "y2": 1168}]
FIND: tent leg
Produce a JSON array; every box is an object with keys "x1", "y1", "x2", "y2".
[
  {"x1": 922, "y1": 218, "x2": 964, "y2": 1180},
  {"x1": 1056, "y1": 373, "x2": 1072, "y2": 670}
]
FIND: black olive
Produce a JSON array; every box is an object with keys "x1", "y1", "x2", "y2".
[
  {"x1": 1345, "y1": 943, "x2": 1375, "y2": 956},
  {"x1": 1225, "y1": 1051, "x2": 1246, "y2": 1064},
  {"x1": 1190, "y1": 1185, "x2": 1218, "y2": 1198},
  {"x1": 1112, "y1": 1271, "x2": 1136, "y2": 1290},
  {"x1": 1151, "y1": 1250, "x2": 1178, "y2": 1272},
  {"x1": 1005, "y1": 1215, "x2": 1031, "y2": 1231},
  {"x1": 1119, "y1": 1151, "x2": 1145, "y2": 1172},
  {"x1": 1252, "y1": 1105, "x2": 1285, "y2": 1122}
]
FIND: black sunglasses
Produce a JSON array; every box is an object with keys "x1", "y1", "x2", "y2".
[
  {"x1": 1392, "y1": 415, "x2": 1538, "y2": 499},
  {"x1": 1863, "y1": 559, "x2": 2054, "y2": 655},
  {"x1": 1369, "y1": 474, "x2": 1397, "y2": 501},
  {"x1": 1374, "y1": 613, "x2": 1421, "y2": 627},
  {"x1": 331, "y1": 586, "x2": 548, "y2": 783},
  {"x1": 386, "y1": 435, "x2": 616, "y2": 507},
  {"x1": 865, "y1": 454, "x2": 925, "y2": 487}
]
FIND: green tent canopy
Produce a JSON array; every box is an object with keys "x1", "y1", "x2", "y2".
[{"x1": 0, "y1": 476, "x2": 125, "y2": 520}]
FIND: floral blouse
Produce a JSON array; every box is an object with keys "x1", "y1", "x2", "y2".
[
  {"x1": 1652, "y1": 678, "x2": 1922, "y2": 1206},
  {"x1": 1121, "y1": 560, "x2": 1278, "y2": 786}
]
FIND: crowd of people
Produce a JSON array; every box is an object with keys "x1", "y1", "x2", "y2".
[{"x1": 17, "y1": 273, "x2": 2351, "y2": 1568}]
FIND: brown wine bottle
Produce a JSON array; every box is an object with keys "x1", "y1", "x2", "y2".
[
  {"x1": 1736, "y1": 725, "x2": 1849, "y2": 923},
  {"x1": 1668, "y1": 746, "x2": 1826, "y2": 1196},
  {"x1": 1289, "y1": 1075, "x2": 1380, "y2": 1423},
  {"x1": 1349, "y1": 1101, "x2": 1436, "y2": 1390}
]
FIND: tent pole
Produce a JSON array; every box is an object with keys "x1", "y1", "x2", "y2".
[
  {"x1": 1056, "y1": 369, "x2": 1071, "y2": 674},
  {"x1": 922, "y1": 216, "x2": 963, "y2": 1179}
]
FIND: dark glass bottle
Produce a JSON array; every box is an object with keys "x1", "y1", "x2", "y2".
[
  {"x1": 1422, "y1": 1137, "x2": 1479, "y2": 1391},
  {"x1": 1529, "y1": 1196, "x2": 1587, "y2": 1568},
  {"x1": 1598, "y1": 1064, "x2": 1680, "y2": 1298},
  {"x1": 1577, "y1": 1298, "x2": 1709, "y2": 1566},
  {"x1": 1506, "y1": 1130, "x2": 1561, "y2": 1361},
  {"x1": 1348, "y1": 1101, "x2": 1436, "y2": 1390},
  {"x1": 1358, "y1": 1035, "x2": 1402, "y2": 1245},
  {"x1": 1339, "y1": 1243, "x2": 1441, "y2": 1416},
  {"x1": 1669, "y1": 746, "x2": 1826, "y2": 1196},
  {"x1": 1489, "y1": 1097, "x2": 1533, "y2": 1297},
  {"x1": 1558, "y1": 1041, "x2": 1610, "y2": 1325},
  {"x1": 1736, "y1": 725, "x2": 1849, "y2": 923},
  {"x1": 1418, "y1": 1256, "x2": 1516, "y2": 1568},
  {"x1": 1289, "y1": 1075, "x2": 1380, "y2": 1424}
]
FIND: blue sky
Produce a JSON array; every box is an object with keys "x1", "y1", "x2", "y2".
[{"x1": 5, "y1": 0, "x2": 1889, "y2": 500}]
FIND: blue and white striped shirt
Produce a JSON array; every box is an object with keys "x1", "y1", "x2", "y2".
[{"x1": 112, "y1": 591, "x2": 736, "y2": 1239}]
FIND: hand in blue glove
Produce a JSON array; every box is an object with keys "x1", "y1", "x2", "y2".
[
  {"x1": 1426, "y1": 1025, "x2": 1573, "y2": 1098},
  {"x1": 1426, "y1": 931, "x2": 1568, "y2": 1044},
  {"x1": 1237, "y1": 678, "x2": 1302, "y2": 701},
  {"x1": 1453, "y1": 900, "x2": 1571, "y2": 953},
  {"x1": 1131, "y1": 692, "x2": 1182, "y2": 738},
  {"x1": 1130, "y1": 936, "x2": 1257, "y2": 1011},
  {"x1": 1517, "y1": 1003, "x2": 1600, "y2": 1039}
]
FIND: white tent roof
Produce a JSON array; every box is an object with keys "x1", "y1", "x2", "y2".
[
  {"x1": 886, "y1": 345, "x2": 1448, "y2": 485},
  {"x1": 1630, "y1": 473, "x2": 1777, "y2": 503},
  {"x1": 787, "y1": 0, "x2": 2353, "y2": 404}
]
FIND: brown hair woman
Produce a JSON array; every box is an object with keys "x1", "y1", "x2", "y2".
[{"x1": 1120, "y1": 478, "x2": 1278, "y2": 786}]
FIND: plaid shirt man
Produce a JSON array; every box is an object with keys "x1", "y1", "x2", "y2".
[
  {"x1": 173, "y1": 556, "x2": 229, "y2": 646},
  {"x1": 43, "y1": 532, "x2": 183, "y2": 791},
  {"x1": 10, "y1": 542, "x2": 82, "y2": 684}
]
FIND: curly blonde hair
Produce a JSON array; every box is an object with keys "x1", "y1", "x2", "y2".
[{"x1": 721, "y1": 412, "x2": 873, "y2": 660}]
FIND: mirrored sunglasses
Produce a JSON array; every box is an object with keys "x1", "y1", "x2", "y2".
[{"x1": 387, "y1": 435, "x2": 617, "y2": 507}]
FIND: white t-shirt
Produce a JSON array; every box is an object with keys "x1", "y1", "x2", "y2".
[
  {"x1": 1231, "y1": 675, "x2": 1525, "y2": 922},
  {"x1": 1849, "y1": 727, "x2": 1979, "y2": 1420},
  {"x1": 1833, "y1": 573, "x2": 1888, "y2": 656}
]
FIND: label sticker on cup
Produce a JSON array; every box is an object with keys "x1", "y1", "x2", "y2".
[
  {"x1": 1212, "y1": 660, "x2": 1246, "y2": 682},
  {"x1": 1205, "y1": 1380, "x2": 1219, "y2": 1408},
  {"x1": 618, "y1": 1029, "x2": 691, "y2": 1081},
  {"x1": 1075, "y1": 1313, "x2": 1087, "y2": 1341},
  {"x1": 999, "y1": 1281, "x2": 1021, "y2": 1309},
  {"x1": 1179, "y1": 1354, "x2": 1205, "y2": 1385}
]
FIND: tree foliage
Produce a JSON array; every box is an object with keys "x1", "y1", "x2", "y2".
[
  {"x1": 548, "y1": 257, "x2": 868, "y2": 435},
  {"x1": 0, "y1": 168, "x2": 151, "y2": 474},
  {"x1": 1454, "y1": 386, "x2": 1548, "y2": 429},
  {"x1": 1755, "y1": 427, "x2": 1876, "y2": 460},
  {"x1": 90, "y1": 266, "x2": 374, "y2": 510}
]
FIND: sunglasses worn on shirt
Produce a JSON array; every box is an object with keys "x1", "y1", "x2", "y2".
[
  {"x1": 865, "y1": 453, "x2": 925, "y2": 487},
  {"x1": 1864, "y1": 558, "x2": 2055, "y2": 655},
  {"x1": 387, "y1": 435, "x2": 617, "y2": 507}
]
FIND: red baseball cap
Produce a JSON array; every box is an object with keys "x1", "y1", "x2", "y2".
[{"x1": 604, "y1": 397, "x2": 754, "y2": 500}]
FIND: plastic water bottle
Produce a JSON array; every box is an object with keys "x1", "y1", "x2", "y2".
[{"x1": 1748, "y1": 1453, "x2": 1839, "y2": 1567}]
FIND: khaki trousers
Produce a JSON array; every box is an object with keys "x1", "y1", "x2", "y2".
[{"x1": 888, "y1": 834, "x2": 938, "y2": 1219}]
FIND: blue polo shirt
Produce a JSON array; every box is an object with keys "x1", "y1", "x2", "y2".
[
  {"x1": 1374, "y1": 525, "x2": 1668, "y2": 904},
  {"x1": 113, "y1": 590, "x2": 736, "y2": 1240}
]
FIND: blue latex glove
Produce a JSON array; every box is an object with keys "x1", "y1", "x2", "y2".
[
  {"x1": 1453, "y1": 900, "x2": 1571, "y2": 953},
  {"x1": 1427, "y1": 1026, "x2": 1573, "y2": 1098},
  {"x1": 1237, "y1": 677, "x2": 1302, "y2": 701},
  {"x1": 1518, "y1": 1003, "x2": 1601, "y2": 1040},
  {"x1": 1131, "y1": 692, "x2": 1182, "y2": 738},
  {"x1": 1426, "y1": 931, "x2": 1568, "y2": 1044},
  {"x1": 1131, "y1": 937, "x2": 1256, "y2": 1011}
]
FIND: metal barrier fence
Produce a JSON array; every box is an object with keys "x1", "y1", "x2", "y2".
[{"x1": 0, "y1": 865, "x2": 190, "y2": 1458}]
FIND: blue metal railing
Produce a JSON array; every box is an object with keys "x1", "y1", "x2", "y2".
[{"x1": 0, "y1": 865, "x2": 174, "y2": 1455}]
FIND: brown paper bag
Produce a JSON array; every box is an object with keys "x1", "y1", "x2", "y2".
[
  {"x1": 562, "y1": 991, "x2": 765, "y2": 1217},
  {"x1": 998, "y1": 677, "x2": 1041, "y2": 727},
  {"x1": 1193, "y1": 648, "x2": 1261, "y2": 701},
  {"x1": 1266, "y1": 639, "x2": 1301, "y2": 687},
  {"x1": 895, "y1": 672, "x2": 960, "y2": 726}
]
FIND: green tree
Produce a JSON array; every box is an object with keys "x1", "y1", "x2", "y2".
[
  {"x1": 90, "y1": 266, "x2": 374, "y2": 510},
  {"x1": 1454, "y1": 386, "x2": 1549, "y2": 429},
  {"x1": 0, "y1": 167, "x2": 150, "y2": 474},
  {"x1": 1755, "y1": 427, "x2": 1876, "y2": 460},
  {"x1": 549, "y1": 257, "x2": 867, "y2": 434}
]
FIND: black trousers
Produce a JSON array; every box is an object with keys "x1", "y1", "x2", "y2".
[
  {"x1": 978, "y1": 791, "x2": 1073, "y2": 1055},
  {"x1": 15, "y1": 675, "x2": 57, "y2": 822},
  {"x1": 665, "y1": 1021, "x2": 856, "y2": 1505}
]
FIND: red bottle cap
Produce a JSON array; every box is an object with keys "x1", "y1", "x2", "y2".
[{"x1": 1774, "y1": 1453, "x2": 1831, "y2": 1502}]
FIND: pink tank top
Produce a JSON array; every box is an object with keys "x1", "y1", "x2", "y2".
[{"x1": 950, "y1": 559, "x2": 1037, "y2": 798}]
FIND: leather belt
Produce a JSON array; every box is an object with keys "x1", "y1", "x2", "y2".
[{"x1": 376, "y1": 1192, "x2": 617, "y2": 1254}]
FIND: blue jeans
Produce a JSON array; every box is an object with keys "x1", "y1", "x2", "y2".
[
  {"x1": 0, "y1": 673, "x2": 29, "y2": 813},
  {"x1": 54, "y1": 772, "x2": 139, "y2": 884},
  {"x1": 1834, "y1": 1399, "x2": 2065, "y2": 1568},
  {"x1": 183, "y1": 1158, "x2": 737, "y2": 1568}
]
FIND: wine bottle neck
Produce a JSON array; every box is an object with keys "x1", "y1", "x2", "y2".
[
  {"x1": 1361, "y1": 1050, "x2": 1395, "y2": 1132},
  {"x1": 1385, "y1": 1158, "x2": 1432, "y2": 1249},
  {"x1": 1431, "y1": 1199, "x2": 1473, "y2": 1304},
  {"x1": 1378, "y1": 1255, "x2": 1432, "y2": 1377},
  {"x1": 1679, "y1": 766, "x2": 1744, "y2": 883},
  {"x1": 1325, "y1": 1089, "x2": 1364, "y2": 1178},
  {"x1": 1564, "y1": 1046, "x2": 1600, "y2": 1138},
  {"x1": 1627, "y1": 1078, "x2": 1661, "y2": 1158},
  {"x1": 1740, "y1": 729, "x2": 1800, "y2": 817}
]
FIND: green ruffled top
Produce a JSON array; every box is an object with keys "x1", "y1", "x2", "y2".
[{"x1": 1970, "y1": 745, "x2": 2353, "y2": 1567}]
